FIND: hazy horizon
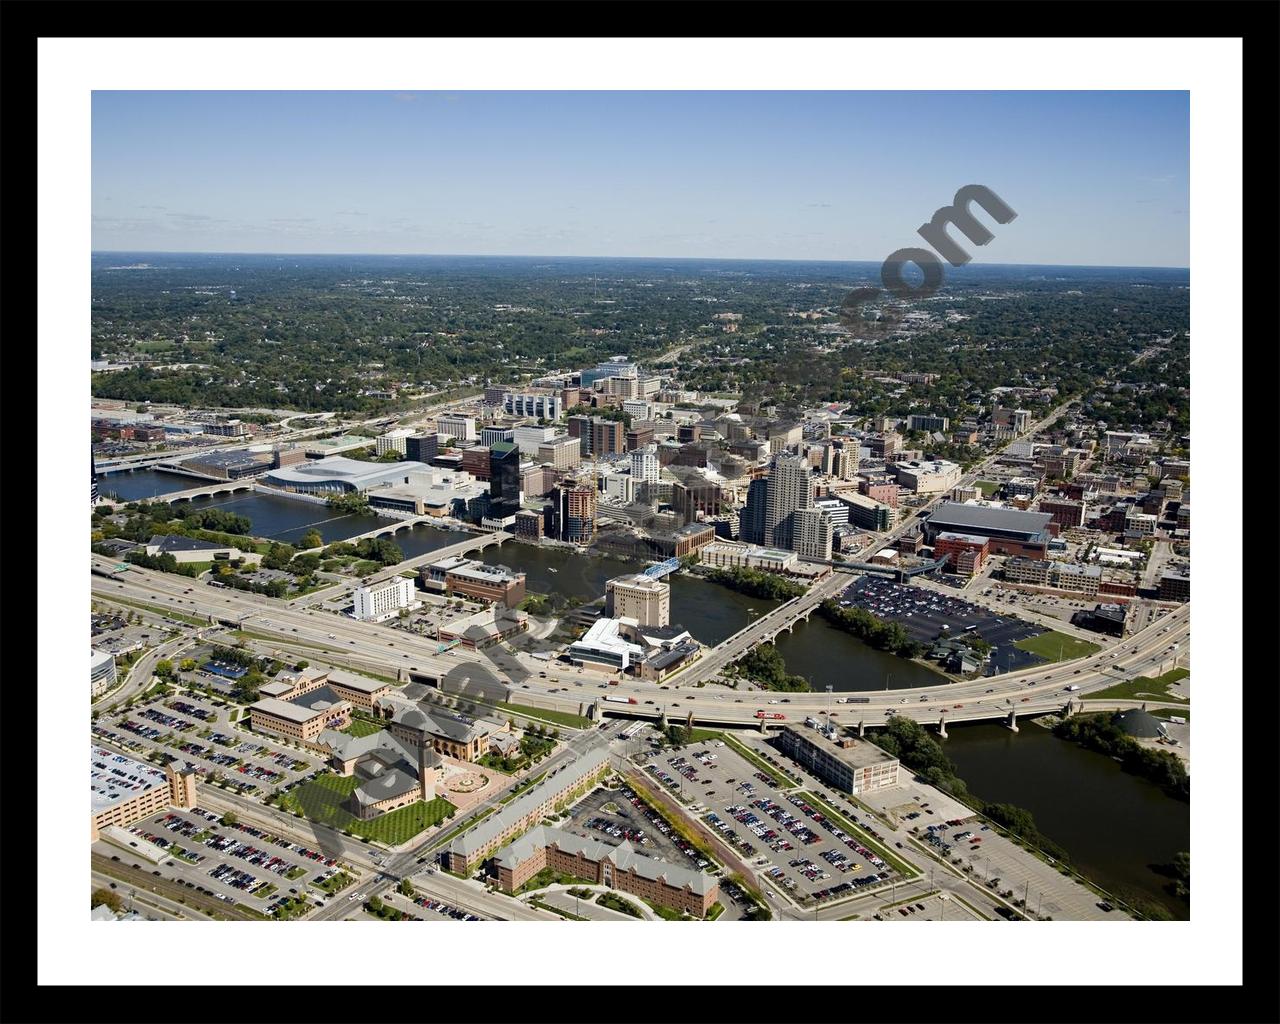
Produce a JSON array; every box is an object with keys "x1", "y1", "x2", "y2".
[
  {"x1": 93, "y1": 91, "x2": 1189, "y2": 267},
  {"x1": 90, "y1": 250, "x2": 1189, "y2": 273}
]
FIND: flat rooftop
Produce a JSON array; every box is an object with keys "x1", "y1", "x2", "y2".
[
  {"x1": 779, "y1": 725, "x2": 900, "y2": 770},
  {"x1": 445, "y1": 560, "x2": 524, "y2": 584},
  {"x1": 926, "y1": 502, "x2": 1052, "y2": 539},
  {"x1": 91, "y1": 745, "x2": 169, "y2": 814}
]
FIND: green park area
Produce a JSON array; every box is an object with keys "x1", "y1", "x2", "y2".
[
  {"x1": 975, "y1": 480, "x2": 1000, "y2": 496},
  {"x1": 1085, "y1": 667, "x2": 1189, "y2": 704},
  {"x1": 280, "y1": 772, "x2": 455, "y2": 845},
  {"x1": 1014, "y1": 630, "x2": 1101, "y2": 663},
  {"x1": 341, "y1": 716, "x2": 385, "y2": 739}
]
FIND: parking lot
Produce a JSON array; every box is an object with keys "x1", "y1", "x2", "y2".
[
  {"x1": 95, "y1": 805, "x2": 361, "y2": 917},
  {"x1": 872, "y1": 890, "x2": 984, "y2": 922},
  {"x1": 841, "y1": 577, "x2": 1048, "y2": 674},
  {"x1": 856, "y1": 779, "x2": 1121, "y2": 921},
  {"x1": 649, "y1": 739, "x2": 903, "y2": 910},
  {"x1": 373, "y1": 891, "x2": 485, "y2": 921},
  {"x1": 566, "y1": 786, "x2": 703, "y2": 868},
  {"x1": 94, "y1": 688, "x2": 317, "y2": 800}
]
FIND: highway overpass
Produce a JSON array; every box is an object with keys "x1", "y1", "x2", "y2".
[{"x1": 91, "y1": 553, "x2": 1188, "y2": 734}]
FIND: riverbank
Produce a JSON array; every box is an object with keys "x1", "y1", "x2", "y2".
[{"x1": 941, "y1": 721, "x2": 1190, "y2": 919}]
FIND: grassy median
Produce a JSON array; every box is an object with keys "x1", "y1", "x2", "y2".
[{"x1": 1085, "y1": 667, "x2": 1189, "y2": 703}]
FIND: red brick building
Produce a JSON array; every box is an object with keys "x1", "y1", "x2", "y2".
[{"x1": 932, "y1": 532, "x2": 991, "y2": 576}]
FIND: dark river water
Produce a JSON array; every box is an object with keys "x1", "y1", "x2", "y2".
[
  {"x1": 96, "y1": 469, "x2": 464, "y2": 552},
  {"x1": 941, "y1": 721, "x2": 1190, "y2": 919}
]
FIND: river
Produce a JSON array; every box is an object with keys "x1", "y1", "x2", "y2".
[
  {"x1": 941, "y1": 721, "x2": 1191, "y2": 919},
  {"x1": 96, "y1": 470, "x2": 469, "y2": 553}
]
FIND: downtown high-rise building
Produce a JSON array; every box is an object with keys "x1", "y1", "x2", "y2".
[
  {"x1": 488, "y1": 442, "x2": 522, "y2": 519},
  {"x1": 793, "y1": 507, "x2": 834, "y2": 560},
  {"x1": 630, "y1": 444, "x2": 659, "y2": 485},
  {"x1": 739, "y1": 477, "x2": 769, "y2": 545},
  {"x1": 764, "y1": 453, "x2": 813, "y2": 550},
  {"x1": 556, "y1": 479, "x2": 597, "y2": 544}
]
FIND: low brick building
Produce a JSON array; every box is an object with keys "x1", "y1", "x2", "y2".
[
  {"x1": 491, "y1": 826, "x2": 718, "y2": 918},
  {"x1": 447, "y1": 748, "x2": 611, "y2": 872}
]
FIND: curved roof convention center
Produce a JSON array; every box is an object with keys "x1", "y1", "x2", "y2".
[{"x1": 261, "y1": 456, "x2": 431, "y2": 494}]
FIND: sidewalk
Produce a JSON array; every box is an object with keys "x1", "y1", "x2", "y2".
[{"x1": 523, "y1": 882, "x2": 658, "y2": 921}]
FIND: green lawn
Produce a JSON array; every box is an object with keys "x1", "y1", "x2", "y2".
[
  {"x1": 284, "y1": 864, "x2": 307, "y2": 880},
  {"x1": 644, "y1": 900, "x2": 687, "y2": 921},
  {"x1": 280, "y1": 772, "x2": 455, "y2": 845},
  {"x1": 1085, "y1": 667, "x2": 1190, "y2": 704},
  {"x1": 341, "y1": 718, "x2": 385, "y2": 739},
  {"x1": 475, "y1": 752, "x2": 522, "y2": 774},
  {"x1": 596, "y1": 892, "x2": 643, "y2": 918},
  {"x1": 1149, "y1": 708, "x2": 1191, "y2": 721},
  {"x1": 795, "y1": 790, "x2": 918, "y2": 877},
  {"x1": 706, "y1": 901, "x2": 726, "y2": 920},
  {"x1": 518, "y1": 866, "x2": 596, "y2": 894},
  {"x1": 1013, "y1": 630, "x2": 1102, "y2": 663},
  {"x1": 270, "y1": 895, "x2": 311, "y2": 920},
  {"x1": 311, "y1": 870, "x2": 355, "y2": 895},
  {"x1": 975, "y1": 480, "x2": 1000, "y2": 496},
  {"x1": 673, "y1": 728, "x2": 726, "y2": 745},
  {"x1": 489, "y1": 700, "x2": 591, "y2": 730}
]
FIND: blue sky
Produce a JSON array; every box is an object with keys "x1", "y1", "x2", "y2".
[{"x1": 92, "y1": 91, "x2": 1189, "y2": 266}]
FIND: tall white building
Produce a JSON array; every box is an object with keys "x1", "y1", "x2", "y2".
[
  {"x1": 437, "y1": 415, "x2": 477, "y2": 443},
  {"x1": 622, "y1": 399, "x2": 654, "y2": 421},
  {"x1": 793, "y1": 507, "x2": 834, "y2": 560},
  {"x1": 375, "y1": 428, "x2": 415, "y2": 456},
  {"x1": 504, "y1": 393, "x2": 563, "y2": 420},
  {"x1": 630, "y1": 443, "x2": 660, "y2": 485},
  {"x1": 513, "y1": 424, "x2": 559, "y2": 455},
  {"x1": 353, "y1": 577, "x2": 417, "y2": 622},
  {"x1": 764, "y1": 453, "x2": 813, "y2": 550},
  {"x1": 605, "y1": 574, "x2": 671, "y2": 627}
]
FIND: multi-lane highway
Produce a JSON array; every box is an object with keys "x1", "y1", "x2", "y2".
[{"x1": 91, "y1": 553, "x2": 1188, "y2": 730}]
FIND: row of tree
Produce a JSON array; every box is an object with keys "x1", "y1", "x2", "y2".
[
  {"x1": 868, "y1": 717, "x2": 1071, "y2": 863},
  {"x1": 731, "y1": 643, "x2": 810, "y2": 692},
  {"x1": 1052, "y1": 714, "x2": 1189, "y2": 800},
  {"x1": 818, "y1": 600, "x2": 923, "y2": 658},
  {"x1": 705, "y1": 567, "x2": 806, "y2": 602}
]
